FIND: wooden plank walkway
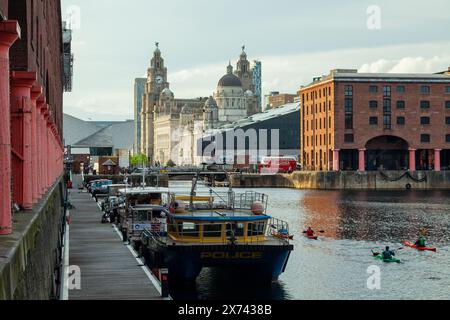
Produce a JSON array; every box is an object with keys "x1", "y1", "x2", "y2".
[{"x1": 68, "y1": 191, "x2": 163, "y2": 300}]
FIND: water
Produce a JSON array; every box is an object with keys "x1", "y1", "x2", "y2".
[{"x1": 169, "y1": 183, "x2": 450, "y2": 300}]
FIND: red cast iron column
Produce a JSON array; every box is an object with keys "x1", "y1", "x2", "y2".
[
  {"x1": 10, "y1": 71, "x2": 37, "y2": 210},
  {"x1": 31, "y1": 85, "x2": 43, "y2": 203},
  {"x1": 36, "y1": 96, "x2": 46, "y2": 196},
  {"x1": 0, "y1": 20, "x2": 20, "y2": 235},
  {"x1": 44, "y1": 108, "x2": 50, "y2": 189}
]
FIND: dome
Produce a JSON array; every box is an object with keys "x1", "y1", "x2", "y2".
[
  {"x1": 204, "y1": 96, "x2": 218, "y2": 110},
  {"x1": 218, "y1": 73, "x2": 242, "y2": 87},
  {"x1": 245, "y1": 90, "x2": 253, "y2": 97}
]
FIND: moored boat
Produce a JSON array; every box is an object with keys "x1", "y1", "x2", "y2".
[{"x1": 140, "y1": 187, "x2": 294, "y2": 283}]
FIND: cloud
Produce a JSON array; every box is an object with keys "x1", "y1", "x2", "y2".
[
  {"x1": 64, "y1": 41, "x2": 450, "y2": 120},
  {"x1": 167, "y1": 41, "x2": 450, "y2": 99},
  {"x1": 359, "y1": 55, "x2": 450, "y2": 73}
]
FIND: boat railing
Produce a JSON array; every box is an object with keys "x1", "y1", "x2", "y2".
[
  {"x1": 266, "y1": 217, "x2": 291, "y2": 243},
  {"x1": 234, "y1": 191, "x2": 268, "y2": 213}
]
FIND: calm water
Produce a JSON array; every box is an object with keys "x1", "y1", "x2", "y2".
[{"x1": 169, "y1": 183, "x2": 450, "y2": 300}]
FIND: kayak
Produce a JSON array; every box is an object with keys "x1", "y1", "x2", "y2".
[
  {"x1": 305, "y1": 234, "x2": 318, "y2": 240},
  {"x1": 403, "y1": 241, "x2": 437, "y2": 252},
  {"x1": 374, "y1": 255, "x2": 401, "y2": 263}
]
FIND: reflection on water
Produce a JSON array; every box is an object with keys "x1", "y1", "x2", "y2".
[{"x1": 169, "y1": 182, "x2": 450, "y2": 300}]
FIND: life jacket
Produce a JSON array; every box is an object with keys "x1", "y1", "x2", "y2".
[{"x1": 382, "y1": 251, "x2": 393, "y2": 259}]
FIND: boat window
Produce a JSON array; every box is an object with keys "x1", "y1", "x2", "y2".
[
  {"x1": 135, "y1": 210, "x2": 151, "y2": 221},
  {"x1": 203, "y1": 224, "x2": 222, "y2": 238},
  {"x1": 180, "y1": 222, "x2": 200, "y2": 238},
  {"x1": 247, "y1": 222, "x2": 266, "y2": 237},
  {"x1": 226, "y1": 223, "x2": 245, "y2": 237}
]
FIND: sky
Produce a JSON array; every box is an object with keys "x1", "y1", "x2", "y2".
[{"x1": 61, "y1": 0, "x2": 450, "y2": 121}]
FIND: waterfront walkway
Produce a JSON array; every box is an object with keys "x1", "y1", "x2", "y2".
[{"x1": 68, "y1": 191, "x2": 163, "y2": 300}]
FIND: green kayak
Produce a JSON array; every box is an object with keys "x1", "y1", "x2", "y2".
[{"x1": 374, "y1": 254, "x2": 401, "y2": 263}]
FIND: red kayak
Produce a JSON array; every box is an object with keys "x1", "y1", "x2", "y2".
[
  {"x1": 305, "y1": 234, "x2": 318, "y2": 240},
  {"x1": 403, "y1": 241, "x2": 437, "y2": 252}
]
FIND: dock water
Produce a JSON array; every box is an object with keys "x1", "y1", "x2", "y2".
[{"x1": 68, "y1": 191, "x2": 163, "y2": 300}]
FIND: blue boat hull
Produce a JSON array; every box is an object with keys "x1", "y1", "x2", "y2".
[{"x1": 143, "y1": 243, "x2": 293, "y2": 282}]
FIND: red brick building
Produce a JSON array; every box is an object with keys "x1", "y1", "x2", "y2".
[
  {"x1": 0, "y1": 0, "x2": 70, "y2": 235},
  {"x1": 268, "y1": 93, "x2": 297, "y2": 110},
  {"x1": 299, "y1": 69, "x2": 450, "y2": 172}
]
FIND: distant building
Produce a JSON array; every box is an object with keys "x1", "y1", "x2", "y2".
[
  {"x1": 299, "y1": 68, "x2": 450, "y2": 172},
  {"x1": 267, "y1": 93, "x2": 298, "y2": 110},
  {"x1": 253, "y1": 60, "x2": 262, "y2": 111},
  {"x1": 63, "y1": 114, "x2": 134, "y2": 173},
  {"x1": 133, "y1": 78, "x2": 146, "y2": 154},
  {"x1": 140, "y1": 44, "x2": 262, "y2": 165},
  {"x1": 198, "y1": 102, "x2": 301, "y2": 165}
]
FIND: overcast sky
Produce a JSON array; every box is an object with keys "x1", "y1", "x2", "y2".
[{"x1": 61, "y1": 0, "x2": 450, "y2": 121}]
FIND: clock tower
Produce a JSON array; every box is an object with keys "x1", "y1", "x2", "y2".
[
  {"x1": 146, "y1": 42, "x2": 169, "y2": 101},
  {"x1": 141, "y1": 43, "x2": 170, "y2": 162}
]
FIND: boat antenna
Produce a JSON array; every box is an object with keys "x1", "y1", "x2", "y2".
[
  {"x1": 141, "y1": 160, "x2": 146, "y2": 189},
  {"x1": 189, "y1": 171, "x2": 199, "y2": 211}
]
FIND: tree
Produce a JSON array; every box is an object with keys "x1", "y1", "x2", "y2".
[
  {"x1": 130, "y1": 153, "x2": 148, "y2": 167},
  {"x1": 166, "y1": 159, "x2": 176, "y2": 168}
]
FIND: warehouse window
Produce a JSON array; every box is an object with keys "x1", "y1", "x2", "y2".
[
  {"x1": 420, "y1": 117, "x2": 430, "y2": 125},
  {"x1": 369, "y1": 117, "x2": 378, "y2": 125},
  {"x1": 420, "y1": 101, "x2": 430, "y2": 109},
  {"x1": 397, "y1": 86, "x2": 406, "y2": 93},
  {"x1": 420, "y1": 86, "x2": 431, "y2": 94},
  {"x1": 421, "y1": 134, "x2": 431, "y2": 143},
  {"x1": 369, "y1": 86, "x2": 378, "y2": 93},
  {"x1": 397, "y1": 101, "x2": 406, "y2": 109},
  {"x1": 397, "y1": 117, "x2": 406, "y2": 125}
]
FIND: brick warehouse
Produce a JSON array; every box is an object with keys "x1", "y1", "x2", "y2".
[
  {"x1": 299, "y1": 68, "x2": 450, "y2": 172},
  {"x1": 0, "y1": 0, "x2": 70, "y2": 235}
]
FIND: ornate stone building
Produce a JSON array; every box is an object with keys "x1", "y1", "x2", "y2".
[{"x1": 140, "y1": 44, "x2": 261, "y2": 165}]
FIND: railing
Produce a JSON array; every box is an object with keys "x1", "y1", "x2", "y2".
[
  {"x1": 142, "y1": 220, "x2": 291, "y2": 246},
  {"x1": 172, "y1": 189, "x2": 269, "y2": 217}
]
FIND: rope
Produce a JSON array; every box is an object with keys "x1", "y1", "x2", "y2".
[{"x1": 378, "y1": 170, "x2": 427, "y2": 183}]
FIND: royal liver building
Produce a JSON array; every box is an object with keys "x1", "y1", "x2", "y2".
[{"x1": 139, "y1": 44, "x2": 261, "y2": 165}]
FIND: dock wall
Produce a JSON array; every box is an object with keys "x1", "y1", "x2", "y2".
[
  {"x1": 230, "y1": 171, "x2": 450, "y2": 190},
  {"x1": 0, "y1": 178, "x2": 65, "y2": 300}
]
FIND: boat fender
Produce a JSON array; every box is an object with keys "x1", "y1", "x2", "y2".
[
  {"x1": 251, "y1": 201, "x2": 264, "y2": 215},
  {"x1": 406, "y1": 183, "x2": 412, "y2": 190}
]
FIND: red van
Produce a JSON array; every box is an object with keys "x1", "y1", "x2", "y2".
[{"x1": 259, "y1": 157, "x2": 298, "y2": 174}]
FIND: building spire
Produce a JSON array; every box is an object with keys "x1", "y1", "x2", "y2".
[{"x1": 227, "y1": 61, "x2": 233, "y2": 74}]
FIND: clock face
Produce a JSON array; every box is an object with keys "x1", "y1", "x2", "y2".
[{"x1": 155, "y1": 76, "x2": 163, "y2": 84}]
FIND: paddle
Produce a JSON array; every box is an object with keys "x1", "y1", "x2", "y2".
[{"x1": 302, "y1": 230, "x2": 325, "y2": 234}]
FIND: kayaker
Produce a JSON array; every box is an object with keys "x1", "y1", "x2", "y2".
[
  {"x1": 306, "y1": 227, "x2": 315, "y2": 237},
  {"x1": 415, "y1": 236, "x2": 426, "y2": 248},
  {"x1": 382, "y1": 246, "x2": 396, "y2": 260}
]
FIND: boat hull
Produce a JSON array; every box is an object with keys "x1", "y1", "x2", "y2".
[{"x1": 142, "y1": 243, "x2": 293, "y2": 282}]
